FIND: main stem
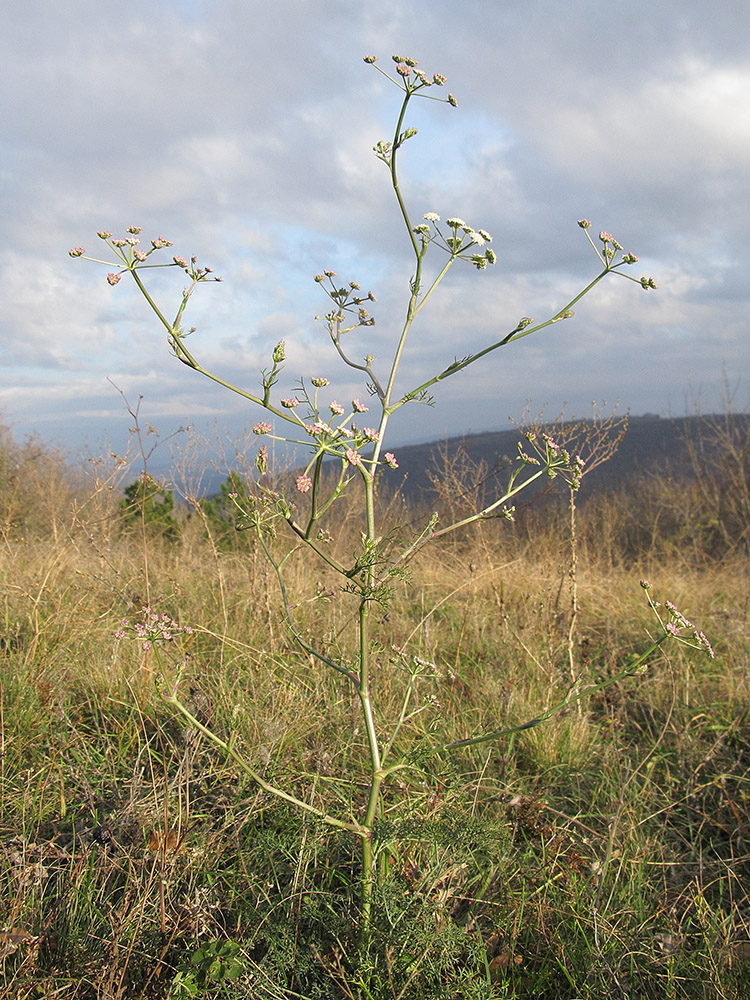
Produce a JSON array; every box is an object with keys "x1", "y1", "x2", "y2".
[
  {"x1": 355, "y1": 88, "x2": 418, "y2": 928},
  {"x1": 357, "y1": 471, "x2": 384, "y2": 932}
]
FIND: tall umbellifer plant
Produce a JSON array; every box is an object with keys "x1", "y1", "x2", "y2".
[{"x1": 71, "y1": 54, "x2": 708, "y2": 936}]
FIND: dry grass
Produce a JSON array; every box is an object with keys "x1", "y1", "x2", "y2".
[{"x1": 1, "y1": 418, "x2": 749, "y2": 998}]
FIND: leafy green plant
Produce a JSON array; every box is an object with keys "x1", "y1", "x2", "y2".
[{"x1": 170, "y1": 939, "x2": 244, "y2": 998}]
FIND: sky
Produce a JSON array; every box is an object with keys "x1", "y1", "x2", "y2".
[{"x1": 1, "y1": 0, "x2": 749, "y2": 472}]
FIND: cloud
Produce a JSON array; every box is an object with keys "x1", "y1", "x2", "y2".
[{"x1": 0, "y1": 0, "x2": 748, "y2": 462}]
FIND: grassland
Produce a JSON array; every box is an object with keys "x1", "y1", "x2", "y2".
[{"x1": 1, "y1": 414, "x2": 749, "y2": 999}]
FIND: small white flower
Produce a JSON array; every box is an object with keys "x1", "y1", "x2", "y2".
[
  {"x1": 446, "y1": 217, "x2": 466, "y2": 229},
  {"x1": 423, "y1": 212, "x2": 440, "y2": 222}
]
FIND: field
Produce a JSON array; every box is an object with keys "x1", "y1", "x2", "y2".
[{"x1": 1, "y1": 413, "x2": 749, "y2": 999}]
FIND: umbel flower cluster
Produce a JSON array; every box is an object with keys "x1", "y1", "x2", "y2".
[
  {"x1": 640, "y1": 581, "x2": 715, "y2": 658},
  {"x1": 415, "y1": 213, "x2": 497, "y2": 269},
  {"x1": 115, "y1": 608, "x2": 194, "y2": 652},
  {"x1": 68, "y1": 227, "x2": 219, "y2": 287}
]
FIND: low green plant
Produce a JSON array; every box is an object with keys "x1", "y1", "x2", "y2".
[
  {"x1": 70, "y1": 50, "x2": 711, "y2": 989},
  {"x1": 170, "y1": 939, "x2": 244, "y2": 998}
]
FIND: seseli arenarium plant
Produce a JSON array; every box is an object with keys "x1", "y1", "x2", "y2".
[{"x1": 70, "y1": 53, "x2": 709, "y2": 946}]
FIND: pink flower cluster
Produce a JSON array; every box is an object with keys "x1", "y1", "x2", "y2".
[{"x1": 115, "y1": 608, "x2": 193, "y2": 652}]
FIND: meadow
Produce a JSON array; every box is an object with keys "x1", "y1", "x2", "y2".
[{"x1": 1, "y1": 409, "x2": 748, "y2": 999}]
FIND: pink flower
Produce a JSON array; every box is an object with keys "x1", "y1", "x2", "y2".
[
  {"x1": 352, "y1": 398, "x2": 368, "y2": 413},
  {"x1": 107, "y1": 273, "x2": 122, "y2": 286},
  {"x1": 173, "y1": 255, "x2": 188, "y2": 267},
  {"x1": 695, "y1": 631, "x2": 715, "y2": 658},
  {"x1": 280, "y1": 397, "x2": 300, "y2": 409},
  {"x1": 68, "y1": 247, "x2": 85, "y2": 257},
  {"x1": 384, "y1": 452, "x2": 399, "y2": 469},
  {"x1": 346, "y1": 448, "x2": 363, "y2": 467},
  {"x1": 329, "y1": 401, "x2": 345, "y2": 416},
  {"x1": 253, "y1": 421, "x2": 272, "y2": 434},
  {"x1": 296, "y1": 474, "x2": 312, "y2": 493},
  {"x1": 363, "y1": 427, "x2": 379, "y2": 442}
]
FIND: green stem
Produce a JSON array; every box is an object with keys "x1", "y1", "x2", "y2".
[
  {"x1": 394, "y1": 269, "x2": 610, "y2": 412},
  {"x1": 129, "y1": 268, "x2": 298, "y2": 424},
  {"x1": 390, "y1": 90, "x2": 419, "y2": 258},
  {"x1": 356, "y1": 472, "x2": 386, "y2": 930}
]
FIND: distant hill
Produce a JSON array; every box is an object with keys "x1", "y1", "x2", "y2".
[
  {"x1": 383, "y1": 413, "x2": 707, "y2": 503},
  {"x1": 177, "y1": 413, "x2": 750, "y2": 506}
]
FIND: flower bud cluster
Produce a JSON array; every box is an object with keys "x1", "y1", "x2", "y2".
[
  {"x1": 363, "y1": 54, "x2": 455, "y2": 107},
  {"x1": 315, "y1": 271, "x2": 377, "y2": 328},
  {"x1": 640, "y1": 582, "x2": 715, "y2": 658},
  {"x1": 520, "y1": 432, "x2": 585, "y2": 490},
  {"x1": 70, "y1": 230, "x2": 220, "y2": 285},
  {"x1": 271, "y1": 381, "x2": 399, "y2": 486},
  {"x1": 578, "y1": 222, "x2": 657, "y2": 288}
]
